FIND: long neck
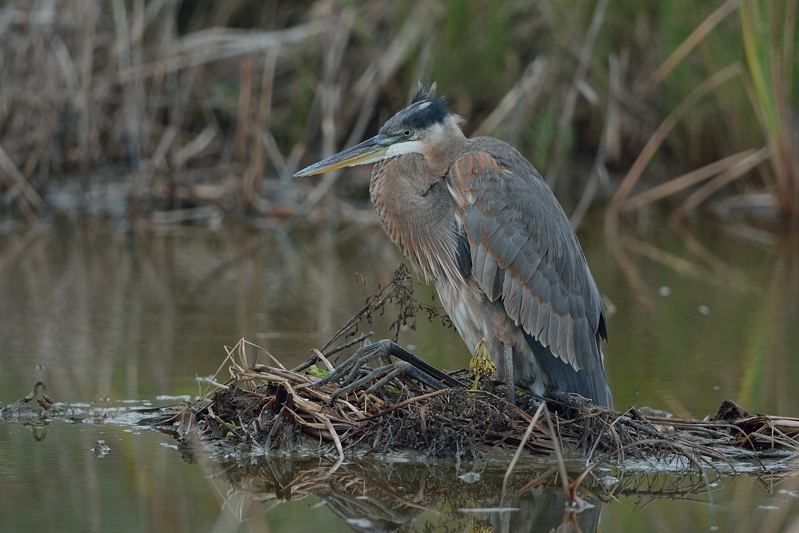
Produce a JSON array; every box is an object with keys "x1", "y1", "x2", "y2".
[{"x1": 369, "y1": 152, "x2": 463, "y2": 282}]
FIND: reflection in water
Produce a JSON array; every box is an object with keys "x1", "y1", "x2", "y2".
[
  {"x1": 203, "y1": 454, "x2": 601, "y2": 533},
  {"x1": 759, "y1": 232, "x2": 799, "y2": 415},
  {"x1": 599, "y1": 222, "x2": 799, "y2": 418},
  {"x1": 185, "y1": 439, "x2": 799, "y2": 532},
  {"x1": 0, "y1": 223, "x2": 421, "y2": 404}
]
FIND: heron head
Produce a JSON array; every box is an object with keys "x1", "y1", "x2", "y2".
[{"x1": 294, "y1": 82, "x2": 464, "y2": 177}]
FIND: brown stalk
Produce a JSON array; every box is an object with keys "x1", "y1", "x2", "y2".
[
  {"x1": 621, "y1": 149, "x2": 758, "y2": 211},
  {"x1": 77, "y1": 1, "x2": 98, "y2": 173},
  {"x1": 542, "y1": 403, "x2": 586, "y2": 509},
  {"x1": 571, "y1": 50, "x2": 627, "y2": 229},
  {"x1": 352, "y1": 2, "x2": 442, "y2": 98},
  {"x1": 0, "y1": 143, "x2": 42, "y2": 223},
  {"x1": 546, "y1": 0, "x2": 610, "y2": 188},
  {"x1": 509, "y1": 468, "x2": 557, "y2": 500},
  {"x1": 239, "y1": 47, "x2": 277, "y2": 214},
  {"x1": 608, "y1": 63, "x2": 744, "y2": 213},
  {"x1": 325, "y1": 418, "x2": 346, "y2": 473},
  {"x1": 112, "y1": 23, "x2": 326, "y2": 84},
  {"x1": 234, "y1": 55, "x2": 254, "y2": 163},
  {"x1": 641, "y1": 0, "x2": 739, "y2": 93},
  {"x1": 172, "y1": 127, "x2": 217, "y2": 167},
  {"x1": 500, "y1": 402, "x2": 546, "y2": 508},
  {"x1": 669, "y1": 146, "x2": 770, "y2": 223},
  {"x1": 472, "y1": 57, "x2": 549, "y2": 138}
]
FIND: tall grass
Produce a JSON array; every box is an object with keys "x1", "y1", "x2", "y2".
[
  {"x1": 606, "y1": 0, "x2": 799, "y2": 227},
  {"x1": 0, "y1": 1, "x2": 795, "y2": 226},
  {"x1": 740, "y1": 0, "x2": 799, "y2": 223}
]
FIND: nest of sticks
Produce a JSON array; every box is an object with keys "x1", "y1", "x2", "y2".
[
  {"x1": 151, "y1": 338, "x2": 799, "y2": 475},
  {"x1": 146, "y1": 266, "x2": 799, "y2": 474}
]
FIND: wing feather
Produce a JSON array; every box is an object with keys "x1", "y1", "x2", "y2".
[{"x1": 446, "y1": 138, "x2": 608, "y2": 383}]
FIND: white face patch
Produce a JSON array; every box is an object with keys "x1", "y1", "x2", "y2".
[
  {"x1": 425, "y1": 123, "x2": 447, "y2": 145},
  {"x1": 384, "y1": 140, "x2": 425, "y2": 158}
]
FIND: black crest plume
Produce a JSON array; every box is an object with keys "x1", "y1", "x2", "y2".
[
  {"x1": 413, "y1": 81, "x2": 438, "y2": 103},
  {"x1": 394, "y1": 81, "x2": 450, "y2": 131}
]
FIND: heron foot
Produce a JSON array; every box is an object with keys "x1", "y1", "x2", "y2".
[
  {"x1": 316, "y1": 339, "x2": 466, "y2": 402},
  {"x1": 469, "y1": 338, "x2": 495, "y2": 390}
]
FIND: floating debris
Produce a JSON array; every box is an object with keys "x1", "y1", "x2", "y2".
[
  {"x1": 91, "y1": 440, "x2": 111, "y2": 458},
  {"x1": 0, "y1": 381, "x2": 55, "y2": 421}
]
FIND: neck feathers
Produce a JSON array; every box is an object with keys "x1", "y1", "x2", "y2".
[{"x1": 370, "y1": 154, "x2": 464, "y2": 284}]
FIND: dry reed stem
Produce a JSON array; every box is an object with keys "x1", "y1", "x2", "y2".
[
  {"x1": 472, "y1": 57, "x2": 549, "y2": 138},
  {"x1": 545, "y1": 0, "x2": 609, "y2": 189},
  {"x1": 324, "y1": 418, "x2": 346, "y2": 473},
  {"x1": 670, "y1": 147, "x2": 770, "y2": 223},
  {"x1": 311, "y1": 349, "x2": 335, "y2": 373},
  {"x1": 352, "y1": 2, "x2": 441, "y2": 99},
  {"x1": 622, "y1": 149, "x2": 758, "y2": 211},
  {"x1": 500, "y1": 402, "x2": 546, "y2": 508},
  {"x1": 609, "y1": 63, "x2": 745, "y2": 211},
  {"x1": 642, "y1": 0, "x2": 739, "y2": 93},
  {"x1": 0, "y1": 143, "x2": 41, "y2": 223},
  {"x1": 114, "y1": 23, "x2": 326, "y2": 84},
  {"x1": 509, "y1": 468, "x2": 557, "y2": 500},
  {"x1": 570, "y1": 50, "x2": 626, "y2": 229},
  {"x1": 2, "y1": 1, "x2": 791, "y2": 227},
  {"x1": 233, "y1": 55, "x2": 253, "y2": 163}
]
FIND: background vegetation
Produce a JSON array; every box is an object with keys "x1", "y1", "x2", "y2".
[{"x1": 0, "y1": 0, "x2": 796, "y2": 229}]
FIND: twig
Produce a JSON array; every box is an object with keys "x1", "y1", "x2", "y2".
[
  {"x1": 359, "y1": 388, "x2": 452, "y2": 422},
  {"x1": 323, "y1": 332, "x2": 373, "y2": 359},
  {"x1": 500, "y1": 402, "x2": 546, "y2": 508},
  {"x1": 325, "y1": 418, "x2": 346, "y2": 475},
  {"x1": 312, "y1": 349, "x2": 335, "y2": 373},
  {"x1": 509, "y1": 468, "x2": 557, "y2": 500}
]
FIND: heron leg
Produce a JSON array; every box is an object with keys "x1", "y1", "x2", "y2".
[
  {"x1": 316, "y1": 342, "x2": 388, "y2": 387},
  {"x1": 329, "y1": 360, "x2": 442, "y2": 402},
  {"x1": 502, "y1": 343, "x2": 516, "y2": 405},
  {"x1": 316, "y1": 339, "x2": 466, "y2": 401}
]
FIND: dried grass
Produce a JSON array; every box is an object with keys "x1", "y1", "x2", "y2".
[
  {"x1": 145, "y1": 337, "x2": 799, "y2": 477},
  {"x1": 2, "y1": 1, "x2": 795, "y2": 227}
]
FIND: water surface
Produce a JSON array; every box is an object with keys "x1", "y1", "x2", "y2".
[{"x1": 1, "y1": 217, "x2": 797, "y2": 531}]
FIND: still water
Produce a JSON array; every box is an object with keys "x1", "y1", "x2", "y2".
[{"x1": 0, "y1": 217, "x2": 798, "y2": 532}]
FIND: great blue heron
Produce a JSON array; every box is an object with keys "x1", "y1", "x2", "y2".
[{"x1": 295, "y1": 83, "x2": 612, "y2": 408}]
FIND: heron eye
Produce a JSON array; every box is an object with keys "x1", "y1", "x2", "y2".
[{"x1": 403, "y1": 129, "x2": 412, "y2": 137}]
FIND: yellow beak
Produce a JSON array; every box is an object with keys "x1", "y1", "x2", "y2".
[{"x1": 294, "y1": 134, "x2": 393, "y2": 177}]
